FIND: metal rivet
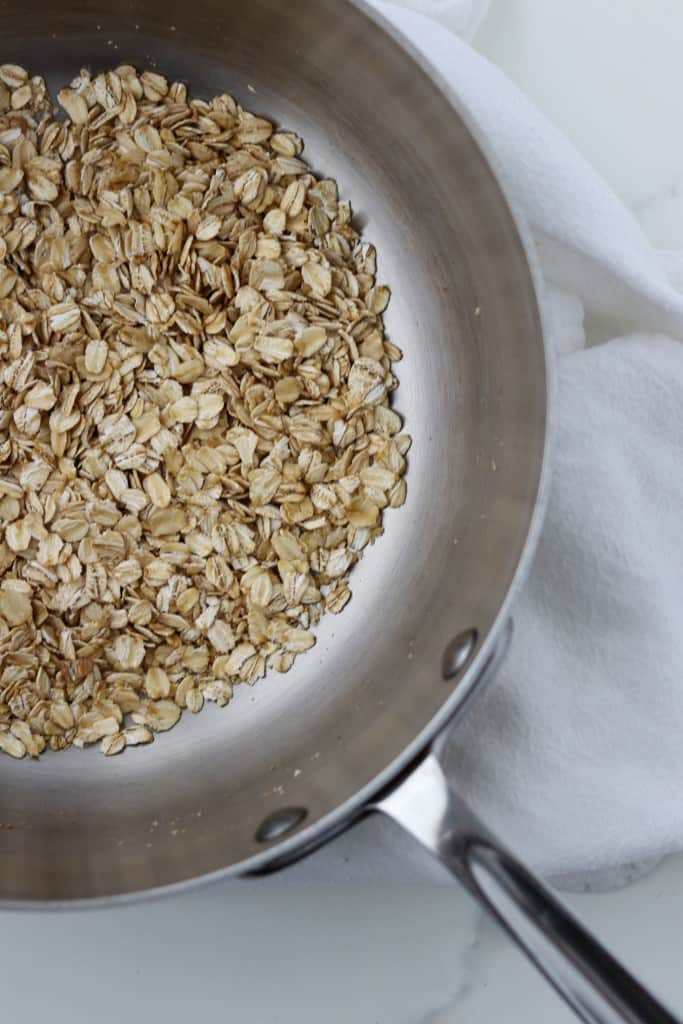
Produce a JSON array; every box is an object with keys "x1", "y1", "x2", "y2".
[
  {"x1": 442, "y1": 628, "x2": 478, "y2": 680},
  {"x1": 255, "y1": 806, "x2": 308, "y2": 843}
]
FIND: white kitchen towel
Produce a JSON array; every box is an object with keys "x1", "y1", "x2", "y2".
[{"x1": 281, "y1": 1, "x2": 683, "y2": 887}]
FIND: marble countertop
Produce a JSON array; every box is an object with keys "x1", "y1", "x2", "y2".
[{"x1": 3, "y1": 3, "x2": 682, "y2": 1022}]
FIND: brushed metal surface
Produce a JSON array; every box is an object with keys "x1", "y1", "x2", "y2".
[{"x1": 0, "y1": 0, "x2": 547, "y2": 902}]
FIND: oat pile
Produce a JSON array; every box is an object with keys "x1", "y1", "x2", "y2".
[{"x1": 0, "y1": 63, "x2": 409, "y2": 759}]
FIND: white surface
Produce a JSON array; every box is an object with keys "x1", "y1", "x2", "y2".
[
  {"x1": 0, "y1": 883, "x2": 483, "y2": 1024},
  {"x1": 476, "y1": 0, "x2": 683, "y2": 213},
  {"x1": 3, "y1": 2, "x2": 683, "y2": 1022}
]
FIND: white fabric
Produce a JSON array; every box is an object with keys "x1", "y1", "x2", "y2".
[
  {"x1": 379, "y1": 0, "x2": 490, "y2": 40},
  {"x1": 282, "y1": 1, "x2": 683, "y2": 887},
  {"x1": 446, "y1": 334, "x2": 683, "y2": 888}
]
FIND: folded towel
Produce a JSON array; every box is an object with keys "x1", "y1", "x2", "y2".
[{"x1": 281, "y1": 0, "x2": 683, "y2": 888}]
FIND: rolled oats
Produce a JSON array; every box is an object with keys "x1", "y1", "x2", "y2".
[{"x1": 0, "y1": 64, "x2": 410, "y2": 758}]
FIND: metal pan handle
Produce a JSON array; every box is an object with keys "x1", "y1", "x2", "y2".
[{"x1": 375, "y1": 753, "x2": 679, "y2": 1024}]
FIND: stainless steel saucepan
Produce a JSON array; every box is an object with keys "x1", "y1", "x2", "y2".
[{"x1": 0, "y1": 2, "x2": 677, "y2": 1021}]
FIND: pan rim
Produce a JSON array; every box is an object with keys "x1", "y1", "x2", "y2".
[{"x1": 1, "y1": 0, "x2": 555, "y2": 909}]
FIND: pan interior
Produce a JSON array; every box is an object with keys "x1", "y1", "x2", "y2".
[{"x1": 0, "y1": 0, "x2": 546, "y2": 900}]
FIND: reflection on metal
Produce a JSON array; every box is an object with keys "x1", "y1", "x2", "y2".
[
  {"x1": 256, "y1": 807, "x2": 308, "y2": 844},
  {"x1": 441, "y1": 629, "x2": 478, "y2": 680}
]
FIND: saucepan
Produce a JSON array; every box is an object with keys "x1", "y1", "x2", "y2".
[{"x1": 0, "y1": 1, "x2": 677, "y2": 1021}]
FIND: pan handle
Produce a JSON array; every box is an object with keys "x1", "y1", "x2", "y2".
[{"x1": 374, "y1": 753, "x2": 679, "y2": 1024}]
